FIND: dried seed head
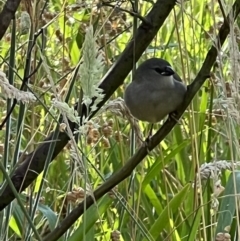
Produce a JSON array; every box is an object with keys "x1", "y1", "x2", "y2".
[
  {"x1": 66, "y1": 187, "x2": 85, "y2": 204},
  {"x1": 92, "y1": 128, "x2": 100, "y2": 139},
  {"x1": 59, "y1": 123, "x2": 66, "y2": 132},
  {"x1": 43, "y1": 11, "x2": 56, "y2": 20},
  {"x1": 101, "y1": 137, "x2": 110, "y2": 149},
  {"x1": 102, "y1": 126, "x2": 113, "y2": 138},
  {"x1": 56, "y1": 29, "x2": 63, "y2": 42},
  {"x1": 111, "y1": 230, "x2": 121, "y2": 241},
  {"x1": 86, "y1": 121, "x2": 94, "y2": 131},
  {"x1": 114, "y1": 131, "x2": 122, "y2": 142},
  {"x1": 213, "y1": 180, "x2": 225, "y2": 197},
  {"x1": 104, "y1": 21, "x2": 112, "y2": 32},
  {"x1": 108, "y1": 118, "x2": 114, "y2": 127},
  {"x1": 225, "y1": 82, "x2": 232, "y2": 97},
  {"x1": 39, "y1": 80, "x2": 45, "y2": 88},
  {"x1": 102, "y1": 122, "x2": 108, "y2": 128},
  {"x1": 86, "y1": 135, "x2": 93, "y2": 145},
  {"x1": 108, "y1": 186, "x2": 118, "y2": 199},
  {"x1": 215, "y1": 232, "x2": 231, "y2": 241}
]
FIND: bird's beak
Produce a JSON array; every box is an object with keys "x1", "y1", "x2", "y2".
[{"x1": 161, "y1": 66, "x2": 175, "y2": 76}]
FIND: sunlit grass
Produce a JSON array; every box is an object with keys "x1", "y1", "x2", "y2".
[{"x1": 0, "y1": 0, "x2": 239, "y2": 240}]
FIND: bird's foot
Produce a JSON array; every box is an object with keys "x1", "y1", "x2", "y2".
[
  {"x1": 145, "y1": 134, "x2": 152, "y2": 144},
  {"x1": 142, "y1": 123, "x2": 154, "y2": 153},
  {"x1": 168, "y1": 111, "x2": 181, "y2": 124},
  {"x1": 143, "y1": 135, "x2": 152, "y2": 154}
]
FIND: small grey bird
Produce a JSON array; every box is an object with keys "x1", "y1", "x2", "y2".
[{"x1": 124, "y1": 58, "x2": 187, "y2": 132}]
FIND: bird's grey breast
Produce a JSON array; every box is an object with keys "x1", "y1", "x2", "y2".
[
  {"x1": 124, "y1": 78, "x2": 169, "y2": 122},
  {"x1": 124, "y1": 77, "x2": 186, "y2": 123}
]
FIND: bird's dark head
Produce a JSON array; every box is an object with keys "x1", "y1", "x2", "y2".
[
  {"x1": 154, "y1": 65, "x2": 175, "y2": 76},
  {"x1": 137, "y1": 58, "x2": 175, "y2": 77}
]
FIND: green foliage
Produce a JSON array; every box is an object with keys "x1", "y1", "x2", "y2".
[{"x1": 0, "y1": 0, "x2": 240, "y2": 240}]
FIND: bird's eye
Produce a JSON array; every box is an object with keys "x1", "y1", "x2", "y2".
[
  {"x1": 154, "y1": 67, "x2": 163, "y2": 75},
  {"x1": 155, "y1": 66, "x2": 174, "y2": 76}
]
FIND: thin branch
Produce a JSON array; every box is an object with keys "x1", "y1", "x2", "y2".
[
  {"x1": 101, "y1": 2, "x2": 151, "y2": 25},
  {"x1": 99, "y1": 25, "x2": 132, "y2": 51},
  {"x1": 218, "y1": 0, "x2": 228, "y2": 24}
]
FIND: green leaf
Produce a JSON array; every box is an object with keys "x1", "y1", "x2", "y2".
[
  {"x1": 142, "y1": 140, "x2": 190, "y2": 189},
  {"x1": 68, "y1": 195, "x2": 113, "y2": 241},
  {"x1": 38, "y1": 203, "x2": 58, "y2": 231},
  {"x1": 143, "y1": 184, "x2": 190, "y2": 241},
  {"x1": 215, "y1": 171, "x2": 240, "y2": 237}
]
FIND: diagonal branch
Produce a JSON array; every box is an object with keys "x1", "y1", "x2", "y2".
[
  {"x1": 42, "y1": 1, "x2": 240, "y2": 240},
  {"x1": 0, "y1": 0, "x2": 177, "y2": 210}
]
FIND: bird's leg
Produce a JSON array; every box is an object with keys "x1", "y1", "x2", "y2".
[
  {"x1": 145, "y1": 123, "x2": 154, "y2": 143},
  {"x1": 149, "y1": 123, "x2": 154, "y2": 137},
  {"x1": 142, "y1": 124, "x2": 155, "y2": 154},
  {"x1": 168, "y1": 111, "x2": 181, "y2": 124}
]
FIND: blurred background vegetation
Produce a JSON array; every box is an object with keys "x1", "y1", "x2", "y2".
[{"x1": 0, "y1": 0, "x2": 240, "y2": 240}]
